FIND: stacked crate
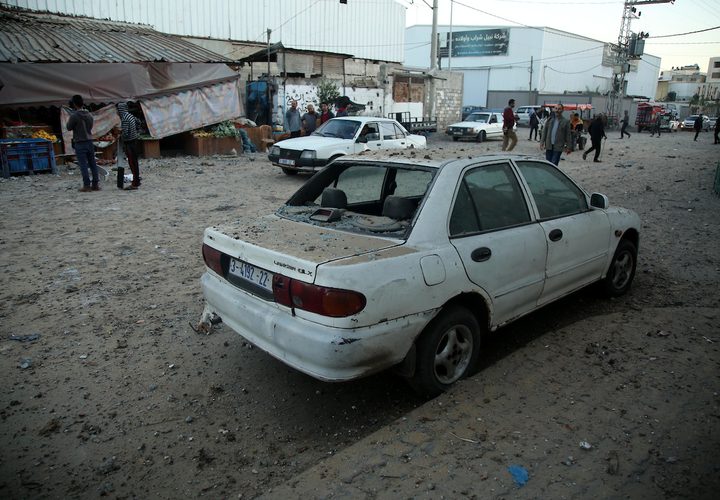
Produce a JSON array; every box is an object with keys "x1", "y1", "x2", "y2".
[{"x1": 0, "y1": 139, "x2": 57, "y2": 178}]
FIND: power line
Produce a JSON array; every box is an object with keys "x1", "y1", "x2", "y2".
[
  {"x1": 252, "y1": 0, "x2": 324, "y2": 42},
  {"x1": 648, "y1": 25, "x2": 720, "y2": 39}
]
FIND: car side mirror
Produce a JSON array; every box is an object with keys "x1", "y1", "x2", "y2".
[
  {"x1": 357, "y1": 136, "x2": 368, "y2": 143},
  {"x1": 590, "y1": 193, "x2": 608, "y2": 209}
]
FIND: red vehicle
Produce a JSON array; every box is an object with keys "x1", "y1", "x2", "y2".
[{"x1": 635, "y1": 102, "x2": 666, "y2": 132}]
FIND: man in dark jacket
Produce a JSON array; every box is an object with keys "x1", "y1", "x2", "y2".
[
  {"x1": 66, "y1": 95, "x2": 100, "y2": 192},
  {"x1": 540, "y1": 104, "x2": 571, "y2": 165},
  {"x1": 528, "y1": 109, "x2": 539, "y2": 141},
  {"x1": 694, "y1": 114, "x2": 704, "y2": 141},
  {"x1": 502, "y1": 98, "x2": 518, "y2": 151},
  {"x1": 583, "y1": 115, "x2": 607, "y2": 163}
]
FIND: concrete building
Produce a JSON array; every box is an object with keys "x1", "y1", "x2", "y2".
[
  {"x1": 405, "y1": 25, "x2": 661, "y2": 112},
  {"x1": 656, "y1": 64, "x2": 706, "y2": 102}
]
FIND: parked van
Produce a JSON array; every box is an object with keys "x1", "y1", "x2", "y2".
[{"x1": 516, "y1": 105, "x2": 542, "y2": 127}]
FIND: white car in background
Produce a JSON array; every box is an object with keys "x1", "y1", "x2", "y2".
[
  {"x1": 515, "y1": 105, "x2": 542, "y2": 127},
  {"x1": 200, "y1": 153, "x2": 641, "y2": 398},
  {"x1": 445, "y1": 112, "x2": 506, "y2": 142},
  {"x1": 268, "y1": 117, "x2": 426, "y2": 175}
]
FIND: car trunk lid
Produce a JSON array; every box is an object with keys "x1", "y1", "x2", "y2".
[{"x1": 204, "y1": 214, "x2": 402, "y2": 283}]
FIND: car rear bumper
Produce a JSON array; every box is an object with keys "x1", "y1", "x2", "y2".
[{"x1": 201, "y1": 272, "x2": 433, "y2": 381}]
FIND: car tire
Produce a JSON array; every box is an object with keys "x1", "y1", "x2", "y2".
[
  {"x1": 476, "y1": 131, "x2": 486, "y2": 143},
  {"x1": 281, "y1": 167, "x2": 298, "y2": 176},
  {"x1": 409, "y1": 305, "x2": 481, "y2": 398},
  {"x1": 602, "y1": 239, "x2": 637, "y2": 297},
  {"x1": 453, "y1": 137, "x2": 459, "y2": 142}
]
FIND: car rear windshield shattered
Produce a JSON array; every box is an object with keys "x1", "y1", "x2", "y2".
[{"x1": 277, "y1": 161, "x2": 437, "y2": 237}]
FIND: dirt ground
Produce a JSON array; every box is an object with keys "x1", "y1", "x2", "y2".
[{"x1": 1, "y1": 127, "x2": 718, "y2": 499}]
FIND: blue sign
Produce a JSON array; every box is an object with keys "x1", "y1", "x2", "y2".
[{"x1": 447, "y1": 29, "x2": 509, "y2": 57}]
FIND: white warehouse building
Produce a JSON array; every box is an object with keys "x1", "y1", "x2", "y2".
[{"x1": 405, "y1": 25, "x2": 661, "y2": 108}]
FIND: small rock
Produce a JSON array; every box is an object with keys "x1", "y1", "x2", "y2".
[
  {"x1": 185, "y1": 416, "x2": 194, "y2": 423},
  {"x1": 579, "y1": 441, "x2": 592, "y2": 450},
  {"x1": 19, "y1": 358, "x2": 32, "y2": 369},
  {"x1": 65, "y1": 285, "x2": 78, "y2": 293}
]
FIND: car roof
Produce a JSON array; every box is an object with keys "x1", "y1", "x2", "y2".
[
  {"x1": 335, "y1": 149, "x2": 543, "y2": 171},
  {"x1": 330, "y1": 116, "x2": 400, "y2": 124}
]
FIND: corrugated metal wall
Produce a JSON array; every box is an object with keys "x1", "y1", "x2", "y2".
[{"x1": 3, "y1": 0, "x2": 406, "y2": 62}]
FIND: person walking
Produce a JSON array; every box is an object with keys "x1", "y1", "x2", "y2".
[
  {"x1": 319, "y1": 102, "x2": 334, "y2": 125},
  {"x1": 117, "y1": 102, "x2": 142, "y2": 190},
  {"x1": 528, "y1": 108, "x2": 539, "y2": 141},
  {"x1": 536, "y1": 106, "x2": 549, "y2": 142},
  {"x1": 301, "y1": 104, "x2": 319, "y2": 136},
  {"x1": 502, "y1": 98, "x2": 518, "y2": 151},
  {"x1": 540, "y1": 104, "x2": 572, "y2": 166},
  {"x1": 570, "y1": 113, "x2": 583, "y2": 151},
  {"x1": 66, "y1": 94, "x2": 100, "y2": 192},
  {"x1": 714, "y1": 117, "x2": 720, "y2": 145},
  {"x1": 285, "y1": 100, "x2": 302, "y2": 138},
  {"x1": 620, "y1": 110, "x2": 632, "y2": 139},
  {"x1": 583, "y1": 114, "x2": 607, "y2": 163},
  {"x1": 693, "y1": 114, "x2": 703, "y2": 141},
  {"x1": 650, "y1": 114, "x2": 662, "y2": 137}
]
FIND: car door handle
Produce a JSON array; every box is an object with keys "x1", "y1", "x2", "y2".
[
  {"x1": 548, "y1": 229, "x2": 563, "y2": 242},
  {"x1": 471, "y1": 247, "x2": 492, "y2": 262}
]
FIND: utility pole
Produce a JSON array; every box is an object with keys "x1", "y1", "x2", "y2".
[
  {"x1": 529, "y1": 56, "x2": 533, "y2": 100},
  {"x1": 428, "y1": 0, "x2": 439, "y2": 122},
  {"x1": 430, "y1": 0, "x2": 438, "y2": 70},
  {"x1": 266, "y1": 28, "x2": 272, "y2": 126},
  {"x1": 609, "y1": 0, "x2": 675, "y2": 123}
]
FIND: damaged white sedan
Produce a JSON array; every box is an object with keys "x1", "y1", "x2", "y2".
[{"x1": 200, "y1": 153, "x2": 640, "y2": 397}]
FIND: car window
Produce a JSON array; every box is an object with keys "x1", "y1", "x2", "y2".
[
  {"x1": 393, "y1": 123, "x2": 407, "y2": 138},
  {"x1": 335, "y1": 165, "x2": 386, "y2": 204},
  {"x1": 316, "y1": 119, "x2": 360, "y2": 139},
  {"x1": 489, "y1": 114, "x2": 498, "y2": 124},
  {"x1": 515, "y1": 161, "x2": 588, "y2": 219},
  {"x1": 360, "y1": 123, "x2": 380, "y2": 141},
  {"x1": 392, "y1": 169, "x2": 434, "y2": 198},
  {"x1": 380, "y1": 122, "x2": 398, "y2": 140},
  {"x1": 449, "y1": 163, "x2": 530, "y2": 236}
]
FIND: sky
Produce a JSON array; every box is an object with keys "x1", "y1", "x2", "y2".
[{"x1": 399, "y1": 0, "x2": 720, "y2": 72}]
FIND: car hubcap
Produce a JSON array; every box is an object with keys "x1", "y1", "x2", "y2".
[
  {"x1": 611, "y1": 251, "x2": 633, "y2": 289},
  {"x1": 434, "y1": 326, "x2": 473, "y2": 384}
]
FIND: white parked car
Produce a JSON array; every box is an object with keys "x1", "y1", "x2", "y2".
[
  {"x1": 515, "y1": 105, "x2": 542, "y2": 127},
  {"x1": 446, "y1": 112, "x2": 506, "y2": 142},
  {"x1": 268, "y1": 116, "x2": 426, "y2": 175},
  {"x1": 200, "y1": 153, "x2": 640, "y2": 397}
]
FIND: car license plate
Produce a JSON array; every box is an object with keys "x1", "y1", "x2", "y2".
[
  {"x1": 452, "y1": 131, "x2": 462, "y2": 135},
  {"x1": 279, "y1": 158, "x2": 295, "y2": 166},
  {"x1": 228, "y1": 259, "x2": 273, "y2": 293}
]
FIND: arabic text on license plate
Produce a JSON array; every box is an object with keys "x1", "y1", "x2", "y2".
[
  {"x1": 453, "y1": 131, "x2": 462, "y2": 135},
  {"x1": 229, "y1": 259, "x2": 273, "y2": 292},
  {"x1": 279, "y1": 158, "x2": 295, "y2": 166}
]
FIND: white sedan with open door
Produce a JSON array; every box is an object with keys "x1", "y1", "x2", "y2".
[{"x1": 200, "y1": 153, "x2": 640, "y2": 398}]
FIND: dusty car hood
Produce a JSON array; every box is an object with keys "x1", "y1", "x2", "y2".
[
  {"x1": 448, "y1": 120, "x2": 491, "y2": 128},
  {"x1": 204, "y1": 214, "x2": 402, "y2": 282},
  {"x1": 274, "y1": 135, "x2": 357, "y2": 152}
]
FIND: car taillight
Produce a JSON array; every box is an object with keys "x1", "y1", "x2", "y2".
[
  {"x1": 202, "y1": 243, "x2": 223, "y2": 276},
  {"x1": 272, "y1": 274, "x2": 365, "y2": 317}
]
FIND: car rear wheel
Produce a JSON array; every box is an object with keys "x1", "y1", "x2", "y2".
[
  {"x1": 281, "y1": 167, "x2": 298, "y2": 176},
  {"x1": 476, "y1": 131, "x2": 486, "y2": 143},
  {"x1": 602, "y1": 239, "x2": 637, "y2": 296},
  {"x1": 409, "y1": 305, "x2": 481, "y2": 398}
]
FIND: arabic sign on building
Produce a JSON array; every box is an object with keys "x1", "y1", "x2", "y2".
[{"x1": 445, "y1": 29, "x2": 509, "y2": 57}]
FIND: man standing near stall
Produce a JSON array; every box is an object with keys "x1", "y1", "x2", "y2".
[
  {"x1": 67, "y1": 94, "x2": 100, "y2": 192},
  {"x1": 117, "y1": 102, "x2": 142, "y2": 190}
]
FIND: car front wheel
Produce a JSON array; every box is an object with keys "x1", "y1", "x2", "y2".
[
  {"x1": 409, "y1": 305, "x2": 481, "y2": 398},
  {"x1": 476, "y1": 131, "x2": 486, "y2": 143},
  {"x1": 281, "y1": 167, "x2": 298, "y2": 176},
  {"x1": 602, "y1": 239, "x2": 637, "y2": 296}
]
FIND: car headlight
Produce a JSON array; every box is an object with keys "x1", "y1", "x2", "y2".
[
  {"x1": 473, "y1": 127, "x2": 481, "y2": 133},
  {"x1": 300, "y1": 150, "x2": 316, "y2": 160},
  {"x1": 269, "y1": 146, "x2": 279, "y2": 155}
]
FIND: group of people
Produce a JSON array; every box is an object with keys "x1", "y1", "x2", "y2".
[
  {"x1": 284, "y1": 99, "x2": 339, "y2": 138},
  {"x1": 66, "y1": 95, "x2": 142, "y2": 192},
  {"x1": 501, "y1": 98, "x2": 613, "y2": 165}
]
